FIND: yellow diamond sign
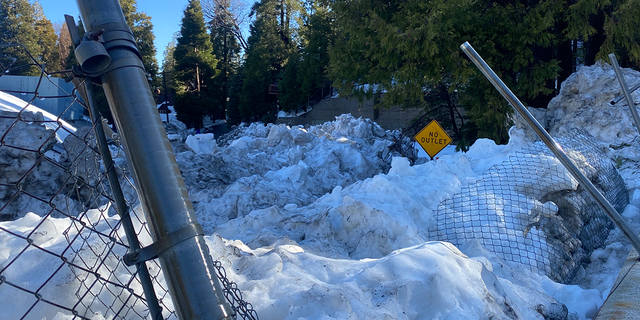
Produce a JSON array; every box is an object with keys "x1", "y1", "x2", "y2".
[{"x1": 414, "y1": 120, "x2": 452, "y2": 158}]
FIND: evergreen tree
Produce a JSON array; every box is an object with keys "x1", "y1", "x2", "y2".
[
  {"x1": 239, "y1": 0, "x2": 297, "y2": 122},
  {"x1": 330, "y1": 0, "x2": 564, "y2": 148},
  {"x1": 278, "y1": 48, "x2": 303, "y2": 112},
  {"x1": 297, "y1": 2, "x2": 332, "y2": 101},
  {"x1": 0, "y1": 0, "x2": 42, "y2": 76},
  {"x1": 120, "y1": 0, "x2": 160, "y2": 87},
  {"x1": 277, "y1": 0, "x2": 332, "y2": 113},
  {"x1": 567, "y1": 0, "x2": 640, "y2": 68},
  {"x1": 226, "y1": 63, "x2": 245, "y2": 125},
  {"x1": 33, "y1": 1, "x2": 61, "y2": 73},
  {"x1": 54, "y1": 22, "x2": 73, "y2": 70},
  {"x1": 209, "y1": 0, "x2": 242, "y2": 120},
  {"x1": 161, "y1": 33, "x2": 179, "y2": 104},
  {"x1": 202, "y1": 0, "x2": 250, "y2": 50},
  {"x1": 173, "y1": 0, "x2": 219, "y2": 128}
]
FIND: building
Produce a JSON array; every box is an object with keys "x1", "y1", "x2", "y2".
[{"x1": 0, "y1": 75, "x2": 85, "y2": 120}]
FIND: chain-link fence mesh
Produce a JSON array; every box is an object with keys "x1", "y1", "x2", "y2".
[
  {"x1": 0, "y1": 45, "x2": 256, "y2": 320},
  {"x1": 432, "y1": 130, "x2": 629, "y2": 283}
]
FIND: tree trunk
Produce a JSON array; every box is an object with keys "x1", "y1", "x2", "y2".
[{"x1": 584, "y1": 11, "x2": 606, "y2": 66}]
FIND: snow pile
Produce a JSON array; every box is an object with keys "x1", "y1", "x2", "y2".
[
  {"x1": 546, "y1": 63, "x2": 640, "y2": 144},
  {"x1": 173, "y1": 114, "x2": 402, "y2": 233},
  {"x1": 0, "y1": 109, "x2": 91, "y2": 221},
  {"x1": 433, "y1": 132, "x2": 627, "y2": 283},
  {"x1": 0, "y1": 209, "x2": 162, "y2": 320},
  {"x1": 0, "y1": 91, "x2": 76, "y2": 143},
  {"x1": 4, "y1": 63, "x2": 640, "y2": 320},
  {"x1": 208, "y1": 236, "x2": 571, "y2": 320}
]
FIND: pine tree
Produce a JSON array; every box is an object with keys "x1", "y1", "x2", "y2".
[
  {"x1": 276, "y1": 1, "x2": 333, "y2": 113},
  {"x1": 278, "y1": 49, "x2": 303, "y2": 112},
  {"x1": 567, "y1": 0, "x2": 640, "y2": 68},
  {"x1": 54, "y1": 22, "x2": 73, "y2": 71},
  {"x1": 226, "y1": 63, "x2": 245, "y2": 125},
  {"x1": 239, "y1": 0, "x2": 297, "y2": 122},
  {"x1": 161, "y1": 33, "x2": 179, "y2": 104},
  {"x1": 330, "y1": 0, "x2": 565, "y2": 148},
  {"x1": 174, "y1": 0, "x2": 219, "y2": 128},
  {"x1": 297, "y1": 2, "x2": 331, "y2": 101},
  {"x1": 209, "y1": 0, "x2": 242, "y2": 120},
  {"x1": 33, "y1": 1, "x2": 61, "y2": 73},
  {"x1": 0, "y1": 0, "x2": 42, "y2": 76},
  {"x1": 120, "y1": 0, "x2": 160, "y2": 88}
]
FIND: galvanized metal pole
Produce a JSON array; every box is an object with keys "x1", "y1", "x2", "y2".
[
  {"x1": 460, "y1": 41, "x2": 640, "y2": 254},
  {"x1": 611, "y1": 82, "x2": 640, "y2": 105},
  {"x1": 64, "y1": 17, "x2": 163, "y2": 319},
  {"x1": 84, "y1": 82, "x2": 164, "y2": 320},
  {"x1": 75, "y1": 1, "x2": 234, "y2": 319},
  {"x1": 608, "y1": 53, "x2": 640, "y2": 133}
]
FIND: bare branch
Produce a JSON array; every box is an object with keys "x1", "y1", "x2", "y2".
[{"x1": 202, "y1": 0, "x2": 251, "y2": 50}]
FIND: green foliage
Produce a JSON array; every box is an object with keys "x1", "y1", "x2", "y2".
[
  {"x1": 209, "y1": 0, "x2": 242, "y2": 120},
  {"x1": 173, "y1": 0, "x2": 220, "y2": 128},
  {"x1": 330, "y1": 0, "x2": 566, "y2": 147},
  {"x1": 120, "y1": 0, "x2": 161, "y2": 87},
  {"x1": 238, "y1": 0, "x2": 297, "y2": 122},
  {"x1": 0, "y1": 0, "x2": 43, "y2": 75},
  {"x1": 277, "y1": 1, "x2": 333, "y2": 113},
  {"x1": 278, "y1": 49, "x2": 304, "y2": 112},
  {"x1": 33, "y1": 2, "x2": 61, "y2": 74},
  {"x1": 599, "y1": 0, "x2": 640, "y2": 67},
  {"x1": 226, "y1": 64, "x2": 245, "y2": 125},
  {"x1": 175, "y1": 91, "x2": 217, "y2": 128},
  {"x1": 298, "y1": 4, "x2": 332, "y2": 96},
  {"x1": 161, "y1": 33, "x2": 179, "y2": 103}
]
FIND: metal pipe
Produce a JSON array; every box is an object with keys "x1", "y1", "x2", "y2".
[
  {"x1": 611, "y1": 83, "x2": 640, "y2": 105},
  {"x1": 75, "y1": 1, "x2": 234, "y2": 319},
  {"x1": 460, "y1": 41, "x2": 640, "y2": 254},
  {"x1": 609, "y1": 53, "x2": 640, "y2": 133},
  {"x1": 84, "y1": 81, "x2": 164, "y2": 320},
  {"x1": 65, "y1": 17, "x2": 163, "y2": 318}
]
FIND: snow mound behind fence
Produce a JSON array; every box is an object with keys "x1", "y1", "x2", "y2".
[
  {"x1": 433, "y1": 130, "x2": 628, "y2": 283},
  {"x1": 0, "y1": 92, "x2": 177, "y2": 318}
]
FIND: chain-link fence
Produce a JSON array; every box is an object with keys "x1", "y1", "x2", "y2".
[
  {"x1": 0, "y1": 44, "x2": 257, "y2": 319},
  {"x1": 432, "y1": 130, "x2": 629, "y2": 283}
]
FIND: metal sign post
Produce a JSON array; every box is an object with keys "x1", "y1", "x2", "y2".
[
  {"x1": 74, "y1": 1, "x2": 234, "y2": 319},
  {"x1": 460, "y1": 41, "x2": 640, "y2": 254}
]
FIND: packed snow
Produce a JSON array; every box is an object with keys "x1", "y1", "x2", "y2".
[{"x1": 2, "y1": 63, "x2": 640, "y2": 319}]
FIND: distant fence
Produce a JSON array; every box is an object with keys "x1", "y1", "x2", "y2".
[{"x1": 432, "y1": 131, "x2": 628, "y2": 283}]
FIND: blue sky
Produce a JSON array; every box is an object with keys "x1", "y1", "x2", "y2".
[{"x1": 39, "y1": 0, "x2": 190, "y2": 68}]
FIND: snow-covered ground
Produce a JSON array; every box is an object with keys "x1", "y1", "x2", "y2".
[{"x1": 3, "y1": 63, "x2": 640, "y2": 319}]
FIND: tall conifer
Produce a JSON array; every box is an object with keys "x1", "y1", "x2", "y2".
[
  {"x1": 239, "y1": 0, "x2": 296, "y2": 122},
  {"x1": 0, "y1": 0, "x2": 42, "y2": 75},
  {"x1": 120, "y1": 0, "x2": 160, "y2": 87},
  {"x1": 210, "y1": 0, "x2": 242, "y2": 120},
  {"x1": 33, "y1": 2, "x2": 60, "y2": 73},
  {"x1": 174, "y1": 0, "x2": 219, "y2": 128}
]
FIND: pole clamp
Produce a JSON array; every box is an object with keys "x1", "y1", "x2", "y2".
[{"x1": 124, "y1": 223, "x2": 205, "y2": 266}]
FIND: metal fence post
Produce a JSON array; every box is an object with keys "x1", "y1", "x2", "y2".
[
  {"x1": 74, "y1": 1, "x2": 234, "y2": 319},
  {"x1": 65, "y1": 14, "x2": 164, "y2": 319},
  {"x1": 608, "y1": 53, "x2": 640, "y2": 132},
  {"x1": 460, "y1": 41, "x2": 640, "y2": 254}
]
